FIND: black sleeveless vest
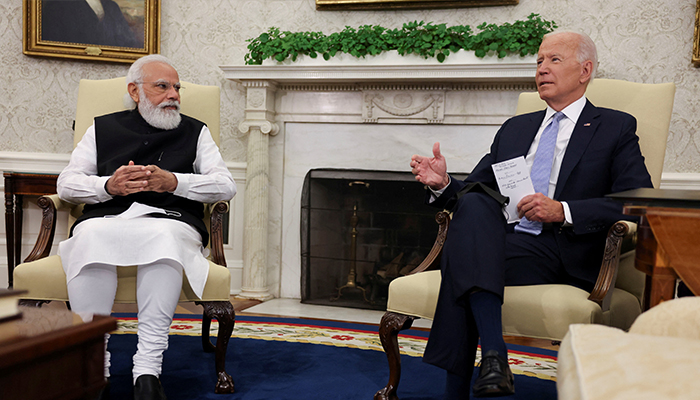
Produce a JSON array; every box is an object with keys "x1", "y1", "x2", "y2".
[{"x1": 72, "y1": 109, "x2": 209, "y2": 245}]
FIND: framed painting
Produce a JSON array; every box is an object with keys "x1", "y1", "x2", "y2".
[
  {"x1": 694, "y1": 0, "x2": 700, "y2": 65},
  {"x1": 23, "y1": 0, "x2": 160, "y2": 64},
  {"x1": 316, "y1": 0, "x2": 518, "y2": 11}
]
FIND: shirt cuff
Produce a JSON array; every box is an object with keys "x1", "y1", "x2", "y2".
[
  {"x1": 428, "y1": 176, "x2": 451, "y2": 203},
  {"x1": 97, "y1": 176, "x2": 113, "y2": 200},
  {"x1": 561, "y1": 201, "x2": 574, "y2": 226},
  {"x1": 172, "y1": 172, "x2": 188, "y2": 197}
]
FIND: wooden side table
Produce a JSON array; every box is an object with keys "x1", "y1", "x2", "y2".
[
  {"x1": 4, "y1": 172, "x2": 59, "y2": 287},
  {"x1": 0, "y1": 306, "x2": 117, "y2": 400},
  {"x1": 609, "y1": 188, "x2": 700, "y2": 310}
]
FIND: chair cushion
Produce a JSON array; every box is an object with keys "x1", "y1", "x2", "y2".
[
  {"x1": 629, "y1": 297, "x2": 700, "y2": 340},
  {"x1": 385, "y1": 271, "x2": 642, "y2": 341},
  {"x1": 503, "y1": 285, "x2": 641, "y2": 340},
  {"x1": 557, "y1": 323, "x2": 700, "y2": 400},
  {"x1": 603, "y1": 287, "x2": 643, "y2": 330},
  {"x1": 386, "y1": 270, "x2": 441, "y2": 320},
  {"x1": 13, "y1": 255, "x2": 231, "y2": 303},
  {"x1": 502, "y1": 285, "x2": 603, "y2": 340},
  {"x1": 14, "y1": 256, "x2": 70, "y2": 301},
  {"x1": 613, "y1": 250, "x2": 644, "y2": 300}
]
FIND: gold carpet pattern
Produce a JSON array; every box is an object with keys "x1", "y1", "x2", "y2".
[{"x1": 115, "y1": 316, "x2": 557, "y2": 381}]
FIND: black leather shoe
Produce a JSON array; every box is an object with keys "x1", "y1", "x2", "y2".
[
  {"x1": 472, "y1": 350, "x2": 515, "y2": 397},
  {"x1": 134, "y1": 375, "x2": 167, "y2": 400}
]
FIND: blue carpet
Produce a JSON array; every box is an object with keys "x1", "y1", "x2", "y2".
[{"x1": 106, "y1": 314, "x2": 557, "y2": 399}]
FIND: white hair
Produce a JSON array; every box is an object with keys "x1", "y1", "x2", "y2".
[
  {"x1": 126, "y1": 54, "x2": 176, "y2": 85},
  {"x1": 543, "y1": 30, "x2": 598, "y2": 81},
  {"x1": 123, "y1": 54, "x2": 181, "y2": 129},
  {"x1": 123, "y1": 54, "x2": 176, "y2": 109}
]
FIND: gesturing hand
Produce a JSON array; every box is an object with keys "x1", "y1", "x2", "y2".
[{"x1": 410, "y1": 142, "x2": 449, "y2": 191}]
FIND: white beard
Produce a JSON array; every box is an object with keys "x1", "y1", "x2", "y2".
[{"x1": 138, "y1": 92, "x2": 182, "y2": 130}]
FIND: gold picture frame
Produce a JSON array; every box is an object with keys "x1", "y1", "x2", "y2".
[
  {"x1": 316, "y1": 0, "x2": 518, "y2": 11},
  {"x1": 23, "y1": 0, "x2": 160, "y2": 64},
  {"x1": 694, "y1": 0, "x2": 700, "y2": 65}
]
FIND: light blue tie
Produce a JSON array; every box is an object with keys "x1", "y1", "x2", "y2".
[{"x1": 515, "y1": 112, "x2": 565, "y2": 235}]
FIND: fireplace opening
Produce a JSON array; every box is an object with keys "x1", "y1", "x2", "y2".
[{"x1": 300, "y1": 168, "x2": 466, "y2": 310}]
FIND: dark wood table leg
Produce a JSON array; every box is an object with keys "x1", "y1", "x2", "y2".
[
  {"x1": 648, "y1": 266, "x2": 677, "y2": 308},
  {"x1": 643, "y1": 275, "x2": 652, "y2": 311},
  {"x1": 3, "y1": 172, "x2": 59, "y2": 289},
  {"x1": 632, "y1": 212, "x2": 664, "y2": 311},
  {"x1": 5, "y1": 191, "x2": 15, "y2": 288},
  {"x1": 14, "y1": 194, "x2": 23, "y2": 271}
]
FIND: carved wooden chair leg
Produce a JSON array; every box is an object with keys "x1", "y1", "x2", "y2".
[
  {"x1": 199, "y1": 300, "x2": 236, "y2": 394},
  {"x1": 198, "y1": 307, "x2": 217, "y2": 353},
  {"x1": 374, "y1": 311, "x2": 416, "y2": 400}
]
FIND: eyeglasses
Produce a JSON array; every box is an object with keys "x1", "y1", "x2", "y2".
[{"x1": 136, "y1": 81, "x2": 183, "y2": 93}]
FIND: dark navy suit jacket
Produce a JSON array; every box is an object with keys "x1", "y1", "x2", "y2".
[{"x1": 431, "y1": 100, "x2": 653, "y2": 286}]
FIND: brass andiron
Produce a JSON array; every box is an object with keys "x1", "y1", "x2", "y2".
[{"x1": 331, "y1": 204, "x2": 370, "y2": 303}]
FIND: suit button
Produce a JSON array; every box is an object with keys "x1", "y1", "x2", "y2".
[{"x1": 144, "y1": 140, "x2": 149, "y2": 145}]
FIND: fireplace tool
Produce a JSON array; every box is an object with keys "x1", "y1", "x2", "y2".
[{"x1": 331, "y1": 202, "x2": 370, "y2": 303}]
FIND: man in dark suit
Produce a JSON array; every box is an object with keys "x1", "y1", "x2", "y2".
[
  {"x1": 410, "y1": 31, "x2": 652, "y2": 398},
  {"x1": 42, "y1": 0, "x2": 141, "y2": 48}
]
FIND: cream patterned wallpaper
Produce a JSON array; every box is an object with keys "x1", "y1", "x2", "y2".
[{"x1": 1, "y1": 0, "x2": 698, "y2": 172}]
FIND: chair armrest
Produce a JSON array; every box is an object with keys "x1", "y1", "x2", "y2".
[
  {"x1": 23, "y1": 195, "x2": 68, "y2": 262},
  {"x1": 408, "y1": 211, "x2": 450, "y2": 275},
  {"x1": 41, "y1": 194, "x2": 77, "y2": 210},
  {"x1": 404, "y1": 212, "x2": 637, "y2": 310},
  {"x1": 588, "y1": 220, "x2": 637, "y2": 310},
  {"x1": 207, "y1": 201, "x2": 230, "y2": 267}
]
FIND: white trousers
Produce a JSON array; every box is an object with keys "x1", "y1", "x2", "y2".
[{"x1": 66, "y1": 260, "x2": 183, "y2": 382}]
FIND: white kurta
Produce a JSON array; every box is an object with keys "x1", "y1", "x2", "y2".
[{"x1": 57, "y1": 123, "x2": 236, "y2": 298}]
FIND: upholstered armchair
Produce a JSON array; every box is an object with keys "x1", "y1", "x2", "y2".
[
  {"x1": 12, "y1": 77, "x2": 236, "y2": 394},
  {"x1": 557, "y1": 297, "x2": 700, "y2": 399},
  {"x1": 374, "y1": 79, "x2": 676, "y2": 400}
]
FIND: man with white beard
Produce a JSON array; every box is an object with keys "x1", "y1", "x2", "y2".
[{"x1": 56, "y1": 54, "x2": 236, "y2": 400}]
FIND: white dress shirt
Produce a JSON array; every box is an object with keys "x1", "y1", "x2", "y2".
[
  {"x1": 57, "y1": 124, "x2": 236, "y2": 205},
  {"x1": 58, "y1": 122, "x2": 236, "y2": 298},
  {"x1": 431, "y1": 95, "x2": 588, "y2": 226},
  {"x1": 524, "y1": 95, "x2": 587, "y2": 224}
]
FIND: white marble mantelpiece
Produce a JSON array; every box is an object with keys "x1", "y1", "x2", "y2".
[
  {"x1": 223, "y1": 52, "x2": 537, "y2": 84},
  {"x1": 222, "y1": 54, "x2": 538, "y2": 300}
]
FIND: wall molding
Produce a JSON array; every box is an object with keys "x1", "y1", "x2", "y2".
[
  {"x1": 276, "y1": 82, "x2": 538, "y2": 92},
  {"x1": 0, "y1": 151, "x2": 697, "y2": 291},
  {"x1": 0, "y1": 151, "x2": 247, "y2": 294},
  {"x1": 659, "y1": 173, "x2": 700, "y2": 190}
]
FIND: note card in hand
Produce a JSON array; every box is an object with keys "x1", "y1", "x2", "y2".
[{"x1": 491, "y1": 156, "x2": 535, "y2": 223}]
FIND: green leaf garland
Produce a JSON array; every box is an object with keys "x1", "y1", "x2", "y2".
[{"x1": 244, "y1": 13, "x2": 557, "y2": 65}]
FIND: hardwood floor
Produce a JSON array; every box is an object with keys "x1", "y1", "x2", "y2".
[
  {"x1": 111, "y1": 297, "x2": 261, "y2": 315},
  {"x1": 504, "y1": 335, "x2": 559, "y2": 351},
  {"x1": 45, "y1": 296, "x2": 560, "y2": 351}
]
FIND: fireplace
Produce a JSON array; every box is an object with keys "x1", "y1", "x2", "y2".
[
  {"x1": 222, "y1": 57, "x2": 536, "y2": 300},
  {"x1": 300, "y1": 169, "x2": 467, "y2": 310}
]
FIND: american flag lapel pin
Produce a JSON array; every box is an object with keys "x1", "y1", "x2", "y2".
[{"x1": 584, "y1": 122, "x2": 591, "y2": 126}]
